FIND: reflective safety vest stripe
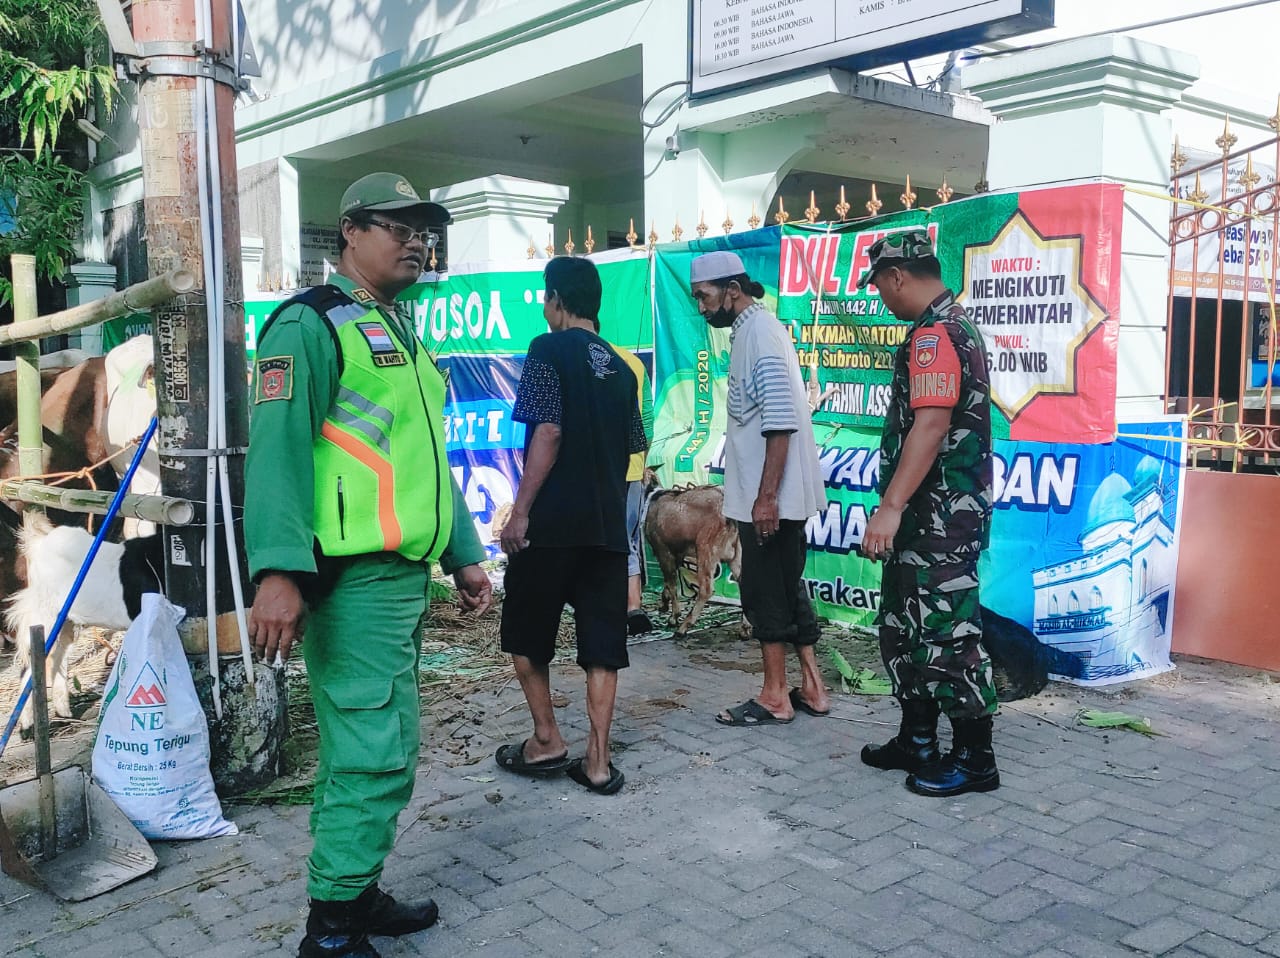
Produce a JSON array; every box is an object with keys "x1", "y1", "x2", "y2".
[
  {"x1": 319, "y1": 420, "x2": 403, "y2": 551},
  {"x1": 307, "y1": 289, "x2": 452, "y2": 562}
]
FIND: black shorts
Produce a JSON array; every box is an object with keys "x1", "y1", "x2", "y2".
[
  {"x1": 736, "y1": 519, "x2": 820, "y2": 646},
  {"x1": 500, "y1": 546, "x2": 630, "y2": 670}
]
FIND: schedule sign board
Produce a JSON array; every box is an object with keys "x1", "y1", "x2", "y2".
[{"x1": 691, "y1": 0, "x2": 1053, "y2": 97}]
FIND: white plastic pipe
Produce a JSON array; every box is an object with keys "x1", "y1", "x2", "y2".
[
  {"x1": 193, "y1": 0, "x2": 222, "y2": 719},
  {"x1": 201, "y1": 0, "x2": 256, "y2": 685}
]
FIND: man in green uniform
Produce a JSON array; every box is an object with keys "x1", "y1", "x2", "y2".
[
  {"x1": 856, "y1": 229, "x2": 1000, "y2": 798},
  {"x1": 246, "y1": 172, "x2": 492, "y2": 958}
]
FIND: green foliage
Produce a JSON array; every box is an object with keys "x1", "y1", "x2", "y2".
[
  {"x1": 0, "y1": 58, "x2": 115, "y2": 158},
  {"x1": 828, "y1": 648, "x2": 894, "y2": 695},
  {"x1": 429, "y1": 578, "x2": 458, "y2": 604},
  {"x1": 0, "y1": 152, "x2": 86, "y2": 306},
  {"x1": 0, "y1": 0, "x2": 116, "y2": 292},
  {"x1": 0, "y1": 0, "x2": 116, "y2": 157},
  {"x1": 1075, "y1": 709, "x2": 1160, "y2": 736},
  {"x1": 829, "y1": 647, "x2": 857, "y2": 681}
]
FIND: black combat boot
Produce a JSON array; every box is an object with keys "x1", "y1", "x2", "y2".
[
  {"x1": 355, "y1": 884, "x2": 439, "y2": 936},
  {"x1": 298, "y1": 898, "x2": 380, "y2": 958},
  {"x1": 906, "y1": 715, "x2": 1000, "y2": 797},
  {"x1": 860, "y1": 698, "x2": 941, "y2": 772}
]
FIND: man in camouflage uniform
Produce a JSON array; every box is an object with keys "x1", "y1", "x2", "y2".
[{"x1": 856, "y1": 228, "x2": 999, "y2": 797}]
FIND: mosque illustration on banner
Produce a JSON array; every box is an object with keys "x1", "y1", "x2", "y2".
[{"x1": 1030, "y1": 456, "x2": 1176, "y2": 683}]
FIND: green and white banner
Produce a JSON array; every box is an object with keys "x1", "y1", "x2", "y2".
[{"x1": 648, "y1": 185, "x2": 1135, "y2": 635}]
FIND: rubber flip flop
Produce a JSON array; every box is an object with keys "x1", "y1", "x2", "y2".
[
  {"x1": 494, "y1": 740, "x2": 572, "y2": 777},
  {"x1": 566, "y1": 758, "x2": 625, "y2": 795},
  {"x1": 627, "y1": 611, "x2": 656, "y2": 636},
  {"x1": 789, "y1": 688, "x2": 830, "y2": 717},
  {"x1": 715, "y1": 699, "x2": 795, "y2": 726}
]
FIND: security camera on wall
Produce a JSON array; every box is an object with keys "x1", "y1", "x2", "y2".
[{"x1": 665, "y1": 133, "x2": 680, "y2": 158}]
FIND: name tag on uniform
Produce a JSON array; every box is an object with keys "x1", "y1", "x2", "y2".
[{"x1": 357, "y1": 322, "x2": 408, "y2": 367}]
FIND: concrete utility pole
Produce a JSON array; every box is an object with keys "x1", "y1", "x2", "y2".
[{"x1": 129, "y1": 0, "x2": 284, "y2": 792}]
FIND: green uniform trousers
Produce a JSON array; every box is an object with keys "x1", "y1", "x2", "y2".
[
  {"x1": 877, "y1": 555, "x2": 998, "y2": 721},
  {"x1": 302, "y1": 552, "x2": 428, "y2": 901}
]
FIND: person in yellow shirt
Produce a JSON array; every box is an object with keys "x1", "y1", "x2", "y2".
[{"x1": 610, "y1": 342, "x2": 655, "y2": 634}]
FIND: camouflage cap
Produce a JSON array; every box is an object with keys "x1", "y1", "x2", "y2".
[
  {"x1": 338, "y1": 172, "x2": 452, "y2": 224},
  {"x1": 856, "y1": 228, "x2": 935, "y2": 289}
]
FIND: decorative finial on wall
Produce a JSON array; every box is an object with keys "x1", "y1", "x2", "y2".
[
  {"x1": 835, "y1": 186, "x2": 850, "y2": 221},
  {"x1": 900, "y1": 175, "x2": 917, "y2": 210},
  {"x1": 1170, "y1": 136, "x2": 1188, "y2": 177},
  {"x1": 804, "y1": 191, "x2": 819, "y2": 223},
  {"x1": 1240, "y1": 155, "x2": 1262, "y2": 192},
  {"x1": 1217, "y1": 115, "x2": 1238, "y2": 157},
  {"x1": 866, "y1": 184, "x2": 883, "y2": 216},
  {"x1": 1188, "y1": 172, "x2": 1209, "y2": 205}
]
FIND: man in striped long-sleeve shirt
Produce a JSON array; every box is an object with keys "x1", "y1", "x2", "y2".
[{"x1": 689, "y1": 251, "x2": 828, "y2": 727}]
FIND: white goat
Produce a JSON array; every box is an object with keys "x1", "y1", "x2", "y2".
[{"x1": 7, "y1": 513, "x2": 162, "y2": 731}]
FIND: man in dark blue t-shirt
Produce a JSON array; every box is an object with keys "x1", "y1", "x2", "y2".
[{"x1": 496, "y1": 256, "x2": 647, "y2": 796}]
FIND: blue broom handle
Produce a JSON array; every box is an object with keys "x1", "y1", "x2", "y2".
[{"x1": 0, "y1": 417, "x2": 160, "y2": 759}]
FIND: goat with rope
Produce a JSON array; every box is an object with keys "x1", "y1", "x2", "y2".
[{"x1": 641, "y1": 468, "x2": 749, "y2": 637}]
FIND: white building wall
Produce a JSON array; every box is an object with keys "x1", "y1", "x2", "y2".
[{"x1": 242, "y1": 0, "x2": 525, "y2": 97}]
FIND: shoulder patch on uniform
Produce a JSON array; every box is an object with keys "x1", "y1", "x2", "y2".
[
  {"x1": 255, "y1": 356, "x2": 294, "y2": 403},
  {"x1": 913, "y1": 333, "x2": 940, "y2": 369}
]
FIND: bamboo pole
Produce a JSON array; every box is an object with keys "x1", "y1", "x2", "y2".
[
  {"x1": 0, "y1": 481, "x2": 195, "y2": 525},
  {"x1": 9, "y1": 255, "x2": 42, "y2": 481},
  {"x1": 0, "y1": 269, "x2": 196, "y2": 346}
]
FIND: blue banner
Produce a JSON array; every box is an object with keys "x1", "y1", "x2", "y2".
[{"x1": 981, "y1": 418, "x2": 1186, "y2": 685}]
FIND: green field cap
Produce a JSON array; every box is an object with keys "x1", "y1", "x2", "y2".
[
  {"x1": 339, "y1": 172, "x2": 451, "y2": 223},
  {"x1": 857, "y1": 228, "x2": 935, "y2": 289}
]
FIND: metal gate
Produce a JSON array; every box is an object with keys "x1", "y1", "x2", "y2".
[{"x1": 1167, "y1": 117, "x2": 1280, "y2": 469}]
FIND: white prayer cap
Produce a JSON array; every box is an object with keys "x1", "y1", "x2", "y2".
[{"x1": 690, "y1": 251, "x2": 747, "y2": 284}]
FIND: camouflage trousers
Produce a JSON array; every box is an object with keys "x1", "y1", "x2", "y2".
[{"x1": 877, "y1": 554, "x2": 997, "y2": 720}]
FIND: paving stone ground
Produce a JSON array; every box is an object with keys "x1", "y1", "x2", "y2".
[{"x1": 4, "y1": 627, "x2": 1280, "y2": 958}]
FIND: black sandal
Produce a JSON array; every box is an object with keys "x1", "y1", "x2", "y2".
[
  {"x1": 715, "y1": 699, "x2": 794, "y2": 726},
  {"x1": 789, "y1": 688, "x2": 830, "y2": 717},
  {"x1": 494, "y1": 740, "x2": 572, "y2": 777},
  {"x1": 566, "y1": 758, "x2": 625, "y2": 795}
]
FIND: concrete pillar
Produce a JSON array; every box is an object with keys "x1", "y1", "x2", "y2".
[
  {"x1": 965, "y1": 37, "x2": 1200, "y2": 420},
  {"x1": 279, "y1": 158, "x2": 302, "y2": 287},
  {"x1": 241, "y1": 236, "x2": 265, "y2": 294},
  {"x1": 430, "y1": 175, "x2": 569, "y2": 263},
  {"x1": 237, "y1": 157, "x2": 302, "y2": 289},
  {"x1": 62, "y1": 261, "x2": 118, "y2": 355}
]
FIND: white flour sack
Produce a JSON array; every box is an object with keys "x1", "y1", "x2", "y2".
[{"x1": 92, "y1": 594, "x2": 237, "y2": 839}]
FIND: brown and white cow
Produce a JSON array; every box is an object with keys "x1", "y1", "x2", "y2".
[{"x1": 0, "y1": 336, "x2": 160, "y2": 647}]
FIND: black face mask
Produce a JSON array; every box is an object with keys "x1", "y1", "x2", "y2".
[{"x1": 704, "y1": 288, "x2": 736, "y2": 328}]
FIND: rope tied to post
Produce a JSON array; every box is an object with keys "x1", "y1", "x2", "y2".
[{"x1": 1, "y1": 435, "x2": 145, "y2": 531}]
